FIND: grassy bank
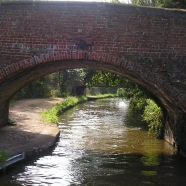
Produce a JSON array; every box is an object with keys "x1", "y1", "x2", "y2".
[
  {"x1": 40, "y1": 96, "x2": 87, "y2": 123},
  {"x1": 87, "y1": 93, "x2": 118, "y2": 99},
  {"x1": 40, "y1": 94, "x2": 118, "y2": 123}
]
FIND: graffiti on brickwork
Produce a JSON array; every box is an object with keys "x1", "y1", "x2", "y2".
[
  {"x1": 9, "y1": 39, "x2": 94, "y2": 56},
  {"x1": 11, "y1": 43, "x2": 59, "y2": 55}
]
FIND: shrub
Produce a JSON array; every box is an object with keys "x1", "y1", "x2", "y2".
[
  {"x1": 117, "y1": 88, "x2": 128, "y2": 97},
  {"x1": 129, "y1": 97, "x2": 147, "y2": 113},
  {"x1": 50, "y1": 90, "x2": 61, "y2": 98},
  {"x1": 142, "y1": 99, "x2": 164, "y2": 138}
]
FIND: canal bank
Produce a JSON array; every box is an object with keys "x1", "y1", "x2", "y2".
[
  {"x1": 0, "y1": 98, "x2": 64, "y2": 169},
  {"x1": 0, "y1": 96, "x2": 113, "y2": 170}
]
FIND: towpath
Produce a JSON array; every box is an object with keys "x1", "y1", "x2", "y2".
[{"x1": 0, "y1": 98, "x2": 63, "y2": 157}]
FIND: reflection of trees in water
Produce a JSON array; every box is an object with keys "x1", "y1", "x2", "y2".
[{"x1": 141, "y1": 153, "x2": 160, "y2": 166}]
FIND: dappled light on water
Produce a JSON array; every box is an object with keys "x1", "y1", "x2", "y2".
[
  {"x1": 2, "y1": 98, "x2": 186, "y2": 186},
  {"x1": 117, "y1": 100, "x2": 129, "y2": 108}
]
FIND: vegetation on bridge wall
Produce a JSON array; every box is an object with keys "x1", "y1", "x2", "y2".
[{"x1": 143, "y1": 100, "x2": 164, "y2": 138}]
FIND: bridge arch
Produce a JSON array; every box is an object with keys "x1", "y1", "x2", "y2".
[
  {"x1": 0, "y1": 51, "x2": 182, "y2": 111},
  {"x1": 0, "y1": 2, "x2": 186, "y2": 153},
  {"x1": 0, "y1": 52, "x2": 183, "y2": 147}
]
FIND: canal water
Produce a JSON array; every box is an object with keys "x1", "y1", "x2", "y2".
[{"x1": 1, "y1": 98, "x2": 186, "y2": 186}]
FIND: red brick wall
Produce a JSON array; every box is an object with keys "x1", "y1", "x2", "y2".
[{"x1": 0, "y1": 2, "x2": 186, "y2": 149}]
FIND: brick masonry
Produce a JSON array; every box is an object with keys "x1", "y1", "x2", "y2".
[{"x1": 0, "y1": 2, "x2": 186, "y2": 153}]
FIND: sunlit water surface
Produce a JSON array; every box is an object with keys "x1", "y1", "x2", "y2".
[{"x1": 1, "y1": 98, "x2": 186, "y2": 186}]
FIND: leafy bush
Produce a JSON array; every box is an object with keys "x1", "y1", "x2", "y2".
[
  {"x1": 117, "y1": 87, "x2": 147, "y2": 113},
  {"x1": 50, "y1": 90, "x2": 61, "y2": 98},
  {"x1": 142, "y1": 99, "x2": 164, "y2": 138},
  {"x1": 14, "y1": 77, "x2": 51, "y2": 100},
  {"x1": 117, "y1": 87, "x2": 165, "y2": 138},
  {"x1": 117, "y1": 88, "x2": 128, "y2": 97},
  {"x1": 129, "y1": 97, "x2": 147, "y2": 113}
]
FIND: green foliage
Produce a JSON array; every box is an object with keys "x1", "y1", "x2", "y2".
[
  {"x1": 13, "y1": 69, "x2": 85, "y2": 100},
  {"x1": 110, "y1": 0, "x2": 126, "y2": 3},
  {"x1": 84, "y1": 69, "x2": 165, "y2": 138},
  {"x1": 87, "y1": 86, "x2": 118, "y2": 95},
  {"x1": 84, "y1": 70, "x2": 129, "y2": 87},
  {"x1": 131, "y1": 0, "x2": 157, "y2": 6},
  {"x1": 14, "y1": 77, "x2": 51, "y2": 100},
  {"x1": 40, "y1": 96, "x2": 87, "y2": 123},
  {"x1": 57, "y1": 69, "x2": 84, "y2": 96},
  {"x1": 159, "y1": 0, "x2": 186, "y2": 8},
  {"x1": 131, "y1": 0, "x2": 186, "y2": 8},
  {"x1": 0, "y1": 151, "x2": 8, "y2": 166},
  {"x1": 50, "y1": 90, "x2": 61, "y2": 98},
  {"x1": 89, "y1": 93, "x2": 118, "y2": 98},
  {"x1": 157, "y1": 0, "x2": 177, "y2": 8},
  {"x1": 142, "y1": 99, "x2": 164, "y2": 138},
  {"x1": 129, "y1": 97, "x2": 147, "y2": 112},
  {"x1": 117, "y1": 86, "x2": 149, "y2": 113},
  {"x1": 7, "y1": 119, "x2": 16, "y2": 126},
  {"x1": 116, "y1": 87, "x2": 164, "y2": 138},
  {"x1": 117, "y1": 88, "x2": 128, "y2": 97},
  {"x1": 13, "y1": 69, "x2": 86, "y2": 100}
]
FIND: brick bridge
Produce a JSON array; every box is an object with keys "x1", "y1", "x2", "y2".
[{"x1": 0, "y1": 2, "x2": 186, "y2": 153}]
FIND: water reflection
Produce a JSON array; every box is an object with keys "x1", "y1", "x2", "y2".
[
  {"x1": 141, "y1": 154, "x2": 160, "y2": 166},
  {"x1": 1, "y1": 98, "x2": 185, "y2": 186}
]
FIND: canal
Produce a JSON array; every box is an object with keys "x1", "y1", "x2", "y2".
[{"x1": 1, "y1": 98, "x2": 186, "y2": 186}]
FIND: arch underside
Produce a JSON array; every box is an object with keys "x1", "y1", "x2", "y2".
[
  {"x1": 0, "y1": 1, "x2": 185, "y2": 118},
  {"x1": 0, "y1": 58, "x2": 182, "y2": 116},
  {"x1": 0, "y1": 58, "x2": 186, "y2": 152}
]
